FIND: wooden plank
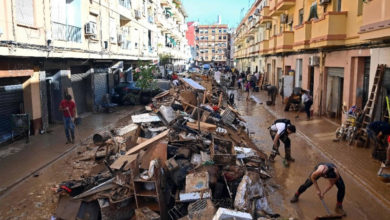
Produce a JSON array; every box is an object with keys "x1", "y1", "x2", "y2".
[
  {"x1": 140, "y1": 141, "x2": 168, "y2": 169},
  {"x1": 110, "y1": 154, "x2": 138, "y2": 170},
  {"x1": 125, "y1": 130, "x2": 169, "y2": 155},
  {"x1": 187, "y1": 121, "x2": 216, "y2": 132}
]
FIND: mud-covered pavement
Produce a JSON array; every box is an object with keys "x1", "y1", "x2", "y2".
[
  {"x1": 233, "y1": 89, "x2": 390, "y2": 220},
  {"x1": 0, "y1": 89, "x2": 389, "y2": 220}
]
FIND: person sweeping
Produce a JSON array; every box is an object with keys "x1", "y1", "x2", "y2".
[{"x1": 290, "y1": 162, "x2": 346, "y2": 216}]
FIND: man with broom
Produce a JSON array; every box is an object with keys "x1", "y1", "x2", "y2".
[
  {"x1": 59, "y1": 94, "x2": 76, "y2": 144},
  {"x1": 290, "y1": 162, "x2": 346, "y2": 216}
]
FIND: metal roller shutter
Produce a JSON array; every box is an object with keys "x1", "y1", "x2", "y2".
[
  {"x1": 0, "y1": 85, "x2": 24, "y2": 143},
  {"x1": 94, "y1": 72, "x2": 108, "y2": 107},
  {"x1": 71, "y1": 73, "x2": 89, "y2": 114}
]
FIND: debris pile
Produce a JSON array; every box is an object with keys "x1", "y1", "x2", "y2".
[{"x1": 53, "y1": 75, "x2": 279, "y2": 220}]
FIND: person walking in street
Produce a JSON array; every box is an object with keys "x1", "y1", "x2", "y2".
[
  {"x1": 245, "y1": 81, "x2": 251, "y2": 101},
  {"x1": 290, "y1": 162, "x2": 346, "y2": 216},
  {"x1": 268, "y1": 119, "x2": 296, "y2": 165},
  {"x1": 296, "y1": 89, "x2": 313, "y2": 120},
  {"x1": 59, "y1": 94, "x2": 76, "y2": 144}
]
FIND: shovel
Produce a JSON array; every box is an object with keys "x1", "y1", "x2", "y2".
[{"x1": 315, "y1": 199, "x2": 343, "y2": 220}]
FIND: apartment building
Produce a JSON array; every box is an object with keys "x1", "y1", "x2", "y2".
[
  {"x1": 235, "y1": 0, "x2": 390, "y2": 121},
  {"x1": 0, "y1": 0, "x2": 189, "y2": 143},
  {"x1": 195, "y1": 24, "x2": 229, "y2": 66}
]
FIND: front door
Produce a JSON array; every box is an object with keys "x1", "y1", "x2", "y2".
[{"x1": 326, "y1": 67, "x2": 344, "y2": 119}]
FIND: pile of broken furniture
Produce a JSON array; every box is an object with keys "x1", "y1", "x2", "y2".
[{"x1": 54, "y1": 74, "x2": 279, "y2": 220}]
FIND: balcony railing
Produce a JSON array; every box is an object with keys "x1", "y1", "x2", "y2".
[
  {"x1": 259, "y1": 40, "x2": 269, "y2": 54},
  {"x1": 275, "y1": 31, "x2": 294, "y2": 53},
  {"x1": 310, "y1": 12, "x2": 348, "y2": 48},
  {"x1": 359, "y1": 0, "x2": 390, "y2": 41},
  {"x1": 51, "y1": 22, "x2": 82, "y2": 43},
  {"x1": 293, "y1": 22, "x2": 311, "y2": 50},
  {"x1": 275, "y1": 0, "x2": 295, "y2": 11}
]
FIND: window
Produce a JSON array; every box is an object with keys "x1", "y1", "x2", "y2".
[
  {"x1": 335, "y1": 0, "x2": 342, "y2": 12},
  {"x1": 148, "y1": 30, "x2": 152, "y2": 47},
  {"x1": 219, "y1": 29, "x2": 222, "y2": 33},
  {"x1": 308, "y1": 1, "x2": 318, "y2": 21},
  {"x1": 298, "y1": 9, "x2": 304, "y2": 25},
  {"x1": 119, "y1": 0, "x2": 131, "y2": 9},
  {"x1": 110, "y1": 18, "x2": 117, "y2": 43},
  {"x1": 224, "y1": 29, "x2": 227, "y2": 33},
  {"x1": 357, "y1": 0, "x2": 363, "y2": 16},
  {"x1": 16, "y1": 0, "x2": 35, "y2": 26},
  {"x1": 223, "y1": 36, "x2": 227, "y2": 40},
  {"x1": 219, "y1": 36, "x2": 222, "y2": 40}
]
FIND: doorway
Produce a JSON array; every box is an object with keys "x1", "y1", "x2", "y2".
[
  {"x1": 295, "y1": 59, "x2": 302, "y2": 88},
  {"x1": 326, "y1": 67, "x2": 344, "y2": 119}
]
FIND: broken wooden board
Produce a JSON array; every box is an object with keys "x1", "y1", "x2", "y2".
[
  {"x1": 187, "y1": 121, "x2": 216, "y2": 132},
  {"x1": 131, "y1": 113, "x2": 161, "y2": 123},
  {"x1": 110, "y1": 154, "x2": 138, "y2": 170},
  {"x1": 135, "y1": 207, "x2": 160, "y2": 220},
  {"x1": 180, "y1": 90, "x2": 197, "y2": 106},
  {"x1": 140, "y1": 141, "x2": 168, "y2": 169},
  {"x1": 125, "y1": 129, "x2": 169, "y2": 155}
]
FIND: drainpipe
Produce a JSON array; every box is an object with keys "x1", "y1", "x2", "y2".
[{"x1": 319, "y1": 50, "x2": 326, "y2": 117}]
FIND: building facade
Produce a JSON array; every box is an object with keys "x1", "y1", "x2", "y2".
[
  {"x1": 0, "y1": 0, "x2": 189, "y2": 143},
  {"x1": 186, "y1": 21, "x2": 197, "y2": 65},
  {"x1": 234, "y1": 0, "x2": 390, "y2": 122},
  {"x1": 195, "y1": 24, "x2": 229, "y2": 66}
]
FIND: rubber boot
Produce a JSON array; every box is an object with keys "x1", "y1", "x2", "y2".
[
  {"x1": 268, "y1": 153, "x2": 276, "y2": 162},
  {"x1": 290, "y1": 193, "x2": 299, "y2": 203},
  {"x1": 335, "y1": 204, "x2": 347, "y2": 216},
  {"x1": 285, "y1": 147, "x2": 295, "y2": 162}
]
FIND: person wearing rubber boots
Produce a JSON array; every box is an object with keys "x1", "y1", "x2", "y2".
[
  {"x1": 290, "y1": 162, "x2": 346, "y2": 216},
  {"x1": 268, "y1": 119, "x2": 296, "y2": 166}
]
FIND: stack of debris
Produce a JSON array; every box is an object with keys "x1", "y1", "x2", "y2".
[{"x1": 53, "y1": 76, "x2": 279, "y2": 220}]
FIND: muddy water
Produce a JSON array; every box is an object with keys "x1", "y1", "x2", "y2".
[{"x1": 233, "y1": 89, "x2": 390, "y2": 220}]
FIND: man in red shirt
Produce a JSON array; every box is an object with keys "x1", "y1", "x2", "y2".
[{"x1": 59, "y1": 94, "x2": 76, "y2": 144}]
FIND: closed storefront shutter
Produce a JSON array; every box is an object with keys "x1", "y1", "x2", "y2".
[
  {"x1": 94, "y1": 73, "x2": 108, "y2": 107},
  {"x1": 0, "y1": 85, "x2": 24, "y2": 143},
  {"x1": 71, "y1": 73, "x2": 90, "y2": 114}
]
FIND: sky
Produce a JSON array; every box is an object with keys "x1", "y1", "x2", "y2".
[{"x1": 182, "y1": 0, "x2": 256, "y2": 28}]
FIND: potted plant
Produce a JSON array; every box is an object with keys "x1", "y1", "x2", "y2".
[{"x1": 134, "y1": 61, "x2": 159, "y2": 104}]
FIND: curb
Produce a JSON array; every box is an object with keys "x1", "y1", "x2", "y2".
[{"x1": 0, "y1": 106, "x2": 144, "y2": 199}]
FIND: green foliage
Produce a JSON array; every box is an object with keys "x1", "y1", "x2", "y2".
[
  {"x1": 159, "y1": 54, "x2": 173, "y2": 65},
  {"x1": 134, "y1": 61, "x2": 157, "y2": 91}
]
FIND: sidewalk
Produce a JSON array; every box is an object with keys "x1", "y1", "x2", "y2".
[
  {"x1": 0, "y1": 105, "x2": 143, "y2": 195},
  {"x1": 251, "y1": 90, "x2": 390, "y2": 207}
]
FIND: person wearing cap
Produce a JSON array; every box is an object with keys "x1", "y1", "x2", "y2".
[
  {"x1": 268, "y1": 119, "x2": 296, "y2": 165},
  {"x1": 290, "y1": 162, "x2": 346, "y2": 216}
]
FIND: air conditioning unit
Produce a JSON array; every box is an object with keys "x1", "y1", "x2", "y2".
[
  {"x1": 309, "y1": 56, "x2": 320, "y2": 66},
  {"x1": 319, "y1": 0, "x2": 331, "y2": 5},
  {"x1": 266, "y1": 22, "x2": 272, "y2": 30},
  {"x1": 117, "y1": 34, "x2": 124, "y2": 44},
  {"x1": 85, "y1": 22, "x2": 97, "y2": 36},
  {"x1": 255, "y1": 9, "x2": 261, "y2": 16},
  {"x1": 135, "y1": 10, "x2": 141, "y2": 19},
  {"x1": 280, "y1": 14, "x2": 288, "y2": 24}
]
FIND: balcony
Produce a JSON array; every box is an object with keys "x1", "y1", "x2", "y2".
[
  {"x1": 268, "y1": 36, "x2": 277, "y2": 54},
  {"x1": 310, "y1": 12, "x2": 348, "y2": 48},
  {"x1": 275, "y1": 0, "x2": 295, "y2": 11},
  {"x1": 359, "y1": 0, "x2": 390, "y2": 41},
  {"x1": 259, "y1": 40, "x2": 269, "y2": 55},
  {"x1": 293, "y1": 22, "x2": 311, "y2": 50},
  {"x1": 269, "y1": 0, "x2": 282, "y2": 16},
  {"x1": 51, "y1": 22, "x2": 82, "y2": 43},
  {"x1": 259, "y1": 6, "x2": 272, "y2": 25},
  {"x1": 275, "y1": 31, "x2": 294, "y2": 53}
]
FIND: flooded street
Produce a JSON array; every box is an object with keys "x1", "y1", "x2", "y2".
[{"x1": 233, "y1": 89, "x2": 390, "y2": 220}]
